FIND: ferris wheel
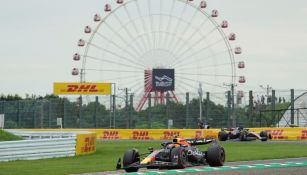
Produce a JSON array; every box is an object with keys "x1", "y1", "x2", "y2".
[{"x1": 72, "y1": 0, "x2": 246, "y2": 110}]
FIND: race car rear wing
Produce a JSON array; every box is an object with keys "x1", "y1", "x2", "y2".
[{"x1": 183, "y1": 138, "x2": 214, "y2": 145}]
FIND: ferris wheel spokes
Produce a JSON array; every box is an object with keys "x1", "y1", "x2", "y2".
[
  {"x1": 164, "y1": 0, "x2": 189, "y2": 51},
  {"x1": 122, "y1": 4, "x2": 150, "y2": 53},
  {"x1": 87, "y1": 42, "x2": 147, "y2": 68},
  {"x1": 167, "y1": 5, "x2": 200, "y2": 56},
  {"x1": 172, "y1": 36, "x2": 226, "y2": 68},
  {"x1": 85, "y1": 55, "x2": 144, "y2": 70},
  {"x1": 94, "y1": 31, "x2": 140, "y2": 60},
  {"x1": 112, "y1": 13, "x2": 148, "y2": 55},
  {"x1": 174, "y1": 25, "x2": 222, "y2": 62},
  {"x1": 174, "y1": 48, "x2": 230, "y2": 69}
]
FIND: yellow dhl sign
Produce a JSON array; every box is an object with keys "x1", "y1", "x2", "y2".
[{"x1": 53, "y1": 82, "x2": 111, "y2": 95}]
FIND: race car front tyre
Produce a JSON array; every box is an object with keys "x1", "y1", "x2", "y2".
[
  {"x1": 239, "y1": 132, "x2": 247, "y2": 141},
  {"x1": 260, "y1": 131, "x2": 271, "y2": 141},
  {"x1": 123, "y1": 149, "x2": 140, "y2": 172},
  {"x1": 206, "y1": 144, "x2": 225, "y2": 167},
  {"x1": 218, "y1": 131, "x2": 228, "y2": 141},
  {"x1": 171, "y1": 147, "x2": 187, "y2": 168}
]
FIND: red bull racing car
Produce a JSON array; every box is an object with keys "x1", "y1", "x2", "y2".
[
  {"x1": 116, "y1": 137, "x2": 225, "y2": 173},
  {"x1": 218, "y1": 127, "x2": 272, "y2": 141}
]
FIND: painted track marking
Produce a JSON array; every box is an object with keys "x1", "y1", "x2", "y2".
[{"x1": 122, "y1": 162, "x2": 307, "y2": 175}]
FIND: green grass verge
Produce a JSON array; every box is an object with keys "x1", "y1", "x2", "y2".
[
  {"x1": 0, "y1": 130, "x2": 23, "y2": 141},
  {"x1": 1, "y1": 141, "x2": 307, "y2": 175}
]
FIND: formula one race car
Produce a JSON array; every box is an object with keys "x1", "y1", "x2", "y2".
[
  {"x1": 218, "y1": 127, "x2": 272, "y2": 141},
  {"x1": 116, "y1": 137, "x2": 225, "y2": 173}
]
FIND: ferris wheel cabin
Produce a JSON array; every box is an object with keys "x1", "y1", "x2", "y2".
[
  {"x1": 221, "y1": 20, "x2": 228, "y2": 28},
  {"x1": 104, "y1": 4, "x2": 112, "y2": 12},
  {"x1": 94, "y1": 14, "x2": 101, "y2": 22},
  {"x1": 239, "y1": 76, "x2": 246, "y2": 83},
  {"x1": 211, "y1": 9, "x2": 219, "y2": 17},
  {"x1": 234, "y1": 47, "x2": 242, "y2": 54},
  {"x1": 72, "y1": 68, "x2": 79, "y2": 76},
  {"x1": 73, "y1": 53, "x2": 81, "y2": 61},
  {"x1": 229, "y1": 33, "x2": 236, "y2": 41},
  {"x1": 78, "y1": 39, "x2": 85, "y2": 47},
  {"x1": 116, "y1": 0, "x2": 124, "y2": 4},
  {"x1": 200, "y1": 1, "x2": 207, "y2": 8},
  {"x1": 238, "y1": 61, "x2": 245, "y2": 69},
  {"x1": 84, "y1": 26, "x2": 91, "y2": 34}
]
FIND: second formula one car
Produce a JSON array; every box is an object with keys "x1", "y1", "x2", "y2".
[
  {"x1": 116, "y1": 137, "x2": 225, "y2": 173},
  {"x1": 218, "y1": 127, "x2": 272, "y2": 141}
]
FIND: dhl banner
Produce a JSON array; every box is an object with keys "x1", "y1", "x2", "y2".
[
  {"x1": 95, "y1": 129, "x2": 220, "y2": 140},
  {"x1": 76, "y1": 132, "x2": 97, "y2": 155},
  {"x1": 91, "y1": 128, "x2": 307, "y2": 141},
  {"x1": 53, "y1": 82, "x2": 111, "y2": 95},
  {"x1": 10, "y1": 128, "x2": 307, "y2": 141},
  {"x1": 248, "y1": 128, "x2": 307, "y2": 141}
]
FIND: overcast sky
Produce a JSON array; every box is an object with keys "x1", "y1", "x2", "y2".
[{"x1": 0, "y1": 0, "x2": 306, "y2": 98}]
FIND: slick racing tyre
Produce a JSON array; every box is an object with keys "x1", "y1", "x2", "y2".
[
  {"x1": 171, "y1": 147, "x2": 188, "y2": 168},
  {"x1": 206, "y1": 144, "x2": 225, "y2": 166},
  {"x1": 260, "y1": 131, "x2": 271, "y2": 141},
  {"x1": 123, "y1": 149, "x2": 140, "y2": 172},
  {"x1": 239, "y1": 132, "x2": 248, "y2": 141},
  {"x1": 218, "y1": 131, "x2": 228, "y2": 141}
]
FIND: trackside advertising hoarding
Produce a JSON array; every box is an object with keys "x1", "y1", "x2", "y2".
[{"x1": 53, "y1": 83, "x2": 111, "y2": 95}]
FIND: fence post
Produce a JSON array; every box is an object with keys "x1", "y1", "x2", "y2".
[
  {"x1": 205, "y1": 92, "x2": 210, "y2": 126},
  {"x1": 248, "y1": 91, "x2": 253, "y2": 127},
  {"x1": 40, "y1": 101, "x2": 44, "y2": 128},
  {"x1": 259, "y1": 111, "x2": 262, "y2": 128},
  {"x1": 129, "y1": 94, "x2": 134, "y2": 129},
  {"x1": 185, "y1": 92, "x2": 189, "y2": 128},
  {"x1": 271, "y1": 90, "x2": 275, "y2": 126},
  {"x1": 227, "y1": 91, "x2": 231, "y2": 128},
  {"x1": 33, "y1": 101, "x2": 36, "y2": 128},
  {"x1": 63, "y1": 99, "x2": 66, "y2": 128},
  {"x1": 290, "y1": 89, "x2": 295, "y2": 125},
  {"x1": 48, "y1": 101, "x2": 51, "y2": 128},
  {"x1": 297, "y1": 109, "x2": 300, "y2": 126},
  {"x1": 94, "y1": 96, "x2": 98, "y2": 128},
  {"x1": 166, "y1": 92, "x2": 170, "y2": 128},
  {"x1": 17, "y1": 101, "x2": 21, "y2": 127},
  {"x1": 79, "y1": 96, "x2": 83, "y2": 128},
  {"x1": 147, "y1": 93, "x2": 152, "y2": 129}
]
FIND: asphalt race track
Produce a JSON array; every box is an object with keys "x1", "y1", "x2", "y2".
[{"x1": 77, "y1": 157, "x2": 307, "y2": 175}]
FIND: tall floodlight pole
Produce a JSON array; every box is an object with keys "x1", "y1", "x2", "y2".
[{"x1": 198, "y1": 83, "x2": 203, "y2": 122}]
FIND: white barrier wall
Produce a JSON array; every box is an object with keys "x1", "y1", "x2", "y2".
[
  {"x1": 0, "y1": 130, "x2": 97, "y2": 162},
  {"x1": 0, "y1": 138, "x2": 76, "y2": 162},
  {"x1": 7, "y1": 130, "x2": 77, "y2": 140}
]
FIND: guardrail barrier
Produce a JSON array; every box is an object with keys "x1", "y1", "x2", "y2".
[{"x1": 0, "y1": 130, "x2": 96, "y2": 162}]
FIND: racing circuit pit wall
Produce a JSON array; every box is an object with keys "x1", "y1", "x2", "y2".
[{"x1": 10, "y1": 128, "x2": 307, "y2": 141}]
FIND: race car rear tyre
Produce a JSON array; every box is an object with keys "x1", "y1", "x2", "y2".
[
  {"x1": 259, "y1": 131, "x2": 268, "y2": 137},
  {"x1": 171, "y1": 147, "x2": 187, "y2": 169},
  {"x1": 239, "y1": 132, "x2": 247, "y2": 141},
  {"x1": 218, "y1": 131, "x2": 228, "y2": 141},
  {"x1": 206, "y1": 144, "x2": 225, "y2": 167},
  {"x1": 260, "y1": 131, "x2": 271, "y2": 141},
  {"x1": 123, "y1": 149, "x2": 140, "y2": 172}
]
